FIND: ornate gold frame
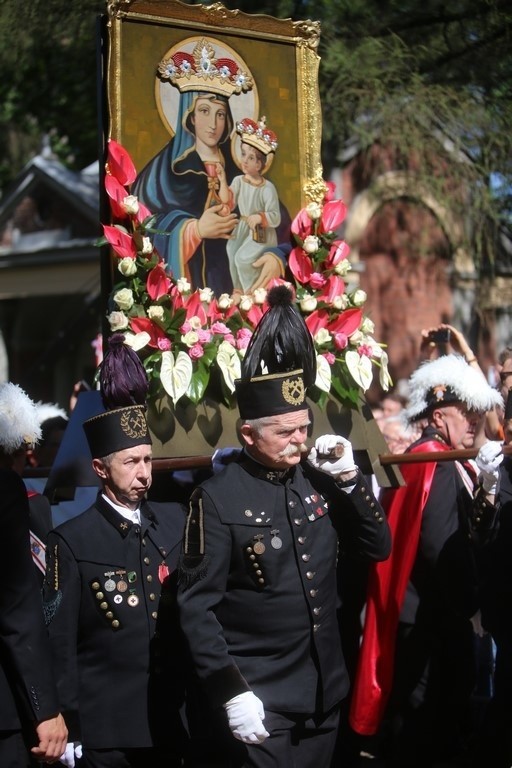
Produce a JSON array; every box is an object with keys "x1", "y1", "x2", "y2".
[{"x1": 104, "y1": 0, "x2": 324, "y2": 215}]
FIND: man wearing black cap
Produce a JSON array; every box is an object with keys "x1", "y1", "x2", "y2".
[
  {"x1": 42, "y1": 337, "x2": 188, "y2": 767},
  {"x1": 350, "y1": 354, "x2": 504, "y2": 766},
  {"x1": 177, "y1": 287, "x2": 391, "y2": 766}
]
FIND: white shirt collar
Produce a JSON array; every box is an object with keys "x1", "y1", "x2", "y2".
[{"x1": 101, "y1": 493, "x2": 141, "y2": 525}]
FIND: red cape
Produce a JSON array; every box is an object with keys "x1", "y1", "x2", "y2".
[{"x1": 349, "y1": 440, "x2": 450, "y2": 735}]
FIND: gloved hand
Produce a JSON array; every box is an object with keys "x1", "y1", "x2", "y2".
[
  {"x1": 307, "y1": 435, "x2": 357, "y2": 479},
  {"x1": 212, "y1": 447, "x2": 241, "y2": 475},
  {"x1": 59, "y1": 742, "x2": 82, "y2": 767},
  {"x1": 475, "y1": 440, "x2": 503, "y2": 494},
  {"x1": 223, "y1": 691, "x2": 269, "y2": 744}
]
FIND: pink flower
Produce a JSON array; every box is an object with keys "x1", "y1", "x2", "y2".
[
  {"x1": 324, "y1": 181, "x2": 336, "y2": 202},
  {"x1": 180, "y1": 321, "x2": 192, "y2": 334},
  {"x1": 322, "y1": 351, "x2": 336, "y2": 365},
  {"x1": 333, "y1": 333, "x2": 348, "y2": 351},
  {"x1": 224, "y1": 334, "x2": 236, "y2": 346},
  {"x1": 358, "y1": 344, "x2": 373, "y2": 358},
  {"x1": 236, "y1": 328, "x2": 253, "y2": 350},
  {"x1": 197, "y1": 329, "x2": 212, "y2": 344},
  {"x1": 309, "y1": 272, "x2": 327, "y2": 289},
  {"x1": 188, "y1": 344, "x2": 204, "y2": 360},
  {"x1": 210, "y1": 321, "x2": 230, "y2": 335},
  {"x1": 157, "y1": 338, "x2": 172, "y2": 351}
]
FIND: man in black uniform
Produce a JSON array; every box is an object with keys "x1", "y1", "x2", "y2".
[
  {"x1": 43, "y1": 335, "x2": 188, "y2": 768},
  {"x1": 0, "y1": 467, "x2": 67, "y2": 767},
  {"x1": 178, "y1": 286, "x2": 391, "y2": 767}
]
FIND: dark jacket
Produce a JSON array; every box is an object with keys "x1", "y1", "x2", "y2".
[
  {"x1": 178, "y1": 454, "x2": 391, "y2": 714},
  {"x1": 0, "y1": 469, "x2": 60, "y2": 732},
  {"x1": 43, "y1": 493, "x2": 186, "y2": 749}
]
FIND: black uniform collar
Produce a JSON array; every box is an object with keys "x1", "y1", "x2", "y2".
[
  {"x1": 238, "y1": 451, "x2": 294, "y2": 484},
  {"x1": 95, "y1": 493, "x2": 157, "y2": 538}
]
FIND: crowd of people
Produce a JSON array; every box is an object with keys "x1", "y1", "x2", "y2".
[{"x1": 1, "y1": 310, "x2": 511, "y2": 768}]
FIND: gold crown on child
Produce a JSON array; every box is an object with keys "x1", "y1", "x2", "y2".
[
  {"x1": 236, "y1": 117, "x2": 278, "y2": 155},
  {"x1": 158, "y1": 38, "x2": 253, "y2": 97}
]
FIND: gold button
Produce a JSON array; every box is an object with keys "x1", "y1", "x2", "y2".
[
  {"x1": 298, "y1": 536, "x2": 306, "y2": 544},
  {"x1": 100, "y1": 602, "x2": 108, "y2": 610},
  {"x1": 146, "y1": 575, "x2": 153, "y2": 582},
  {"x1": 306, "y1": 571, "x2": 316, "y2": 580},
  {"x1": 106, "y1": 611, "x2": 113, "y2": 619},
  {"x1": 258, "y1": 578, "x2": 265, "y2": 584},
  {"x1": 144, "y1": 557, "x2": 150, "y2": 565},
  {"x1": 302, "y1": 554, "x2": 311, "y2": 562},
  {"x1": 152, "y1": 611, "x2": 158, "y2": 619},
  {"x1": 112, "y1": 620, "x2": 120, "y2": 628},
  {"x1": 256, "y1": 570, "x2": 262, "y2": 576},
  {"x1": 92, "y1": 581, "x2": 100, "y2": 590},
  {"x1": 310, "y1": 589, "x2": 318, "y2": 597},
  {"x1": 149, "y1": 593, "x2": 156, "y2": 601},
  {"x1": 96, "y1": 592, "x2": 104, "y2": 600},
  {"x1": 313, "y1": 606, "x2": 322, "y2": 615}
]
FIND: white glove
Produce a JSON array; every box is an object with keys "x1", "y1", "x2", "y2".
[
  {"x1": 59, "y1": 742, "x2": 82, "y2": 767},
  {"x1": 223, "y1": 691, "x2": 269, "y2": 744},
  {"x1": 307, "y1": 435, "x2": 357, "y2": 478},
  {"x1": 475, "y1": 440, "x2": 503, "y2": 494}
]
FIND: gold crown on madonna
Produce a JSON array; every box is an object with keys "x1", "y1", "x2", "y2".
[
  {"x1": 236, "y1": 116, "x2": 278, "y2": 155},
  {"x1": 158, "y1": 38, "x2": 253, "y2": 97}
]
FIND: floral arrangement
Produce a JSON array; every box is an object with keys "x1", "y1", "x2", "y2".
[{"x1": 100, "y1": 140, "x2": 391, "y2": 409}]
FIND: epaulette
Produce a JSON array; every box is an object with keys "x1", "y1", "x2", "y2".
[{"x1": 178, "y1": 488, "x2": 210, "y2": 590}]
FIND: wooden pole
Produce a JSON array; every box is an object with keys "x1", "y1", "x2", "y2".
[{"x1": 379, "y1": 444, "x2": 512, "y2": 466}]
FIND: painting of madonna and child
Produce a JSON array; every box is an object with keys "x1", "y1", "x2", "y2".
[{"x1": 111, "y1": 20, "x2": 317, "y2": 301}]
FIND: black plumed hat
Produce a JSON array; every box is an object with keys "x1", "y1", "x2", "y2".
[
  {"x1": 83, "y1": 334, "x2": 152, "y2": 458},
  {"x1": 235, "y1": 285, "x2": 316, "y2": 420}
]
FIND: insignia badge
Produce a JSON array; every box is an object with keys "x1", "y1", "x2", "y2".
[
  {"x1": 271, "y1": 529, "x2": 282, "y2": 549},
  {"x1": 282, "y1": 376, "x2": 305, "y2": 406},
  {"x1": 114, "y1": 594, "x2": 123, "y2": 604},
  {"x1": 117, "y1": 580, "x2": 128, "y2": 592},
  {"x1": 120, "y1": 408, "x2": 147, "y2": 439},
  {"x1": 127, "y1": 594, "x2": 139, "y2": 607},
  {"x1": 253, "y1": 535, "x2": 265, "y2": 555},
  {"x1": 104, "y1": 579, "x2": 116, "y2": 592}
]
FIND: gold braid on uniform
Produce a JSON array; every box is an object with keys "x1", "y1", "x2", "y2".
[
  {"x1": 42, "y1": 542, "x2": 63, "y2": 625},
  {"x1": 178, "y1": 488, "x2": 211, "y2": 589}
]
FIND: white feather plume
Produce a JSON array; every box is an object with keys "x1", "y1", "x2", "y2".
[{"x1": 0, "y1": 383, "x2": 42, "y2": 452}]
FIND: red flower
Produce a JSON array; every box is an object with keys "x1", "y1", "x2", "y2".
[
  {"x1": 146, "y1": 265, "x2": 171, "y2": 301},
  {"x1": 318, "y1": 275, "x2": 345, "y2": 304},
  {"x1": 327, "y1": 307, "x2": 362, "y2": 336},
  {"x1": 288, "y1": 247, "x2": 313, "y2": 284},
  {"x1": 319, "y1": 200, "x2": 347, "y2": 234},
  {"x1": 182, "y1": 292, "x2": 207, "y2": 324},
  {"x1": 102, "y1": 225, "x2": 137, "y2": 259},
  {"x1": 304, "y1": 309, "x2": 330, "y2": 337},
  {"x1": 324, "y1": 181, "x2": 336, "y2": 202},
  {"x1": 326, "y1": 240, "x2": 351, "y2": 268},
  {"x1": 129, "y1": 317, "x2": 168, "y2": 348},
  {"x1": 291, "y1": 207, "x2": 313, "y2": 241},
  {"x1": 106, "y1": 140, "x2": 137, "y2": 186}
]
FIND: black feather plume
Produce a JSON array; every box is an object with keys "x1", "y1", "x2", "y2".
[
  {"x1": 505, "y1": 387, "x2": 512, "y2": 420},
  {"x1": 241, "y1": 285, "x2": 316, "y2": 387},
  {"x1": 98, "y1": 333, "x2": 149, "y2": 409}
]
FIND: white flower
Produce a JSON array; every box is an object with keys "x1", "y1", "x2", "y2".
[
  {"x1": 148, "y1": 305, "x2": 165, "y2": 322},
  {"x1": 160, "y1": 351, "x2": 193, "y2": 403},
  {"x1": 181, "y1": 330, "x2": 199, "y2": 347},
  {"x1": 199, "y1": 287, "x2": 214, "y2": 303},
  {"x1": 378, "y1": 350, "x2": 393, "y2": 391},
  {"x1": 314, "y1": 328, "x2": 331, "y2": 345},
  {"x1": 252, "y1": 287, "x2": 267, "y2": 305},
  {"x1": 361, "y1": 317, "x2": 375, "y2": 334},
  {"x1": 118, "y1": 257, "x2": 137, "y2": 277},
  {"x1": 123, "y1": 331, "x2": 151, "y2": 351},
  {"x1": 107, "y1": 310, "x2": 129, "y2": 331},
  {"x1": 113, "y1": 288, "x2": 134, "y2": 310},
  {"x1": 306, "y1": 202, "x2": 322, "y2": 220},
  {"x1": 300, "y1": 294, "x2": 317, "y2": 313},
  {"x1": 303, "y1": 235, "x2": 320, "y2": 254},
  {"x1": 332, "y1": 294, "x2": 349, "y2": 311},
  {"x1": 239, "y1": 294, "x2": 253, "y2": 312},
  {"x1": 315, "y1": 354, "x2": 332, "y2": 393},
  {"x1": 177, "y1": 277, "x2": 191, "y2": 294},
  {"x1": 334, "y1": 259, "x2": 351, "y2": 276},
  {"x1": 345, "y1": 350, "x2": 373, "y2": 392},
  {"x1": 141, "y1": 237, "x2": 154, "y2": 255},
  {"x1": 122, "y1": 195, "x2": 139, "y2": 215},
  {"x1": 351, "y1": 289, "x2": 367, "y2": 307},
  {"x1": 349, "y1": 330, "x2": 364, "y2": 345},
  {"x1": 218, "y1": 293, "x2": 234, "y2": 310},
  {"x1": 216, "y1": 340, "x2": 241, "y2": 393},
  {"x1": 188, "y1": 316, "x2": 202, "y2": 330}
]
